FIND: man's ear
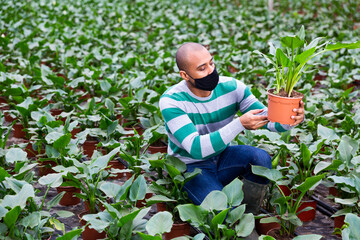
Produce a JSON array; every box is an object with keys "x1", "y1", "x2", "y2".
[{"x1": 179, "y1": 70, "x2": 189, "y2": 81}]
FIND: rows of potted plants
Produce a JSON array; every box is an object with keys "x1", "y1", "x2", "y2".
[{"x1": 1, "y1": 0, "x2": 360, "y2": 239}]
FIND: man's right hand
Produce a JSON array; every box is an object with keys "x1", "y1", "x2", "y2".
[{"x1": 239, "y1": 109, "x2": 269, "y2": 130}]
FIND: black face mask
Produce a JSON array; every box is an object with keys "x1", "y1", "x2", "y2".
[{"x1": 187, "y1": 67, "x2": 219, "y2": 91}]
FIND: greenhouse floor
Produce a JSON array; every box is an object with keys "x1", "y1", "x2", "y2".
[{"x1": 8, "y1": 135, "x2": 341, "y2": 239}]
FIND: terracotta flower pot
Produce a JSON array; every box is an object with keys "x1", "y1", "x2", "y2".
[
  {"x1": 148, "y1": 144, "x2": 168, "y2": 154},
  {"x1": 24, "y1": 141, "x2": 36, "y2": 158},
  {"x1": 57, "y1": 186, "x2": 81, "y2": 206},
  {"x1": 38, "y1": 160, "x2": 57, "y2": 176},
  {"x1": 107, "y1": 159, "x2": 126, "y2": 179},
  {"x1": 124, "y1": 125, "x2": 143, "y2": 136},
  {"x1": 13, "y1": 123, "x2": 26, "y2": 139},
  {"x1": 136, "y1": 193, "x2": 153, "y2": 208},
  {"x1": 278, "y1": 185, "x2": 292, "y2": 197},
  {"x1": 71, "y1": 128, "x2": 81, "y2": 139},
  {"x1": 255, "y1": 217, "x2": 281, "y2": 235},
  {"x1": 296, "y1": 200, "x2": 317, "y2": 222},
  {"x1": 267, "y1": 89, "x2": 303, "y2": 125},
  {"x1": 83, "y1": 140, "x2": 99, "y2": 158},
  {"x1": 164, "y1": 222, "x2": 191, "y2": 240},
  {"x1": 84, "y1": 200, "x2": 106, "y2": 212},
  {"x1": 78, "y1": 211, "x2": 106, "y2": 240},
  {"x1": 156, "y1": 202, "x2": 167, "y2": 212},
  {"x1": 334, "y1": 215, "x2": 345, "y2": 229}
]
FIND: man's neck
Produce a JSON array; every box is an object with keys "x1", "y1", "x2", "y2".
[{"x1": 185, "y1": 81, "x2": 211, "y2": 97}]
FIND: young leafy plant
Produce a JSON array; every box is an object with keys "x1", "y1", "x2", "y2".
[{"x1": 254, "y1": 26, "x2": 360, "y2": 97}]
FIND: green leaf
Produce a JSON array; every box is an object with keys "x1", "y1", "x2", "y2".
[
  {"x1": 226, "y1": 205, "x2": 246, "y2": 226},
  {"x1": 21, "y1": 212, "x2": 41, "y2": 228},
  {"x1": 56, "y1": 229, "x2": 83, "y2": 240},
  {"x1": 2, "y1": 184, "x2": 35, "y2": 209},
  {"x1": 47, "y1": 191, "x2": 66, "y2": 209},
  {"x1": 129, "y1": 175, "x2": 147, "y2": 202},
  {"x1": 281, "y1": 35, "x2": 304, "y2": 50},
  {"x1": 276, "y1": 48, "x2": 291, "y2": 67},
  {"x1": 200, "y1": 191, "x2": 228, "y2": 211},
  {"x1": 251, "y1": 165, "x2": 283, "y2": 182},
  {"x1": 100, "y1": 182, "x2": 122, "y2": 199},
  {"x1": 137, "y1": 232, "x2": 163, "y2": 240},
  {"x1": 325, "y1": 40, "x2": 360, "y2": 51},
  {"x1": 294, "y1": 47, "x2": 316, "y2": 64},
  {"x1": 4, "y1": 206, "x2": 21, "y2": 230},
  {"x1": 5, "y1": 148, "x2": 27, "y2": 163},
  {"x1": 222, "y1": 178, "x2": 243, "y2": 207},
  {"x1": 343, "y1": 213, "x2": 360, "y2": 240},
  {"x1": 300, "y1": 143, "x2": 311, "y2": 168},
  {"x1": 296, "y1": 174, "x2": 325, "y2": 193},
  {"x1": 210, "y1": 209, "x2": 229, "y2": 233},
  {"x1": 53, "y1": 133, "x2": 72, "y2": 152},
  {"x1": 38, "y1": 173, "x2": 63, "y2": 188},
  {"x1": 55, "y1": 210, "x2": 75, "y2": 218},
  {"x1": 235, "y1": 213, "x2": 255, "y2": 237},
  {"x1": 293, "y1": 235, "x2": 323, "y2": 240},
  {"x1": 177, "y1": 204, "x2": 208, "y2": 228},
  {"x1": 146, "y1": 211, "x2": 173, "y2": 236},
  {"x1": 0, "y1": 167, "x2": 10, "y2": 182}
]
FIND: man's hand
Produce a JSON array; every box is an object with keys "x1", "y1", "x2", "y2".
[
  {"x1": 290, "y1": 100, "x2": 305, "y2": 127},
  {"x1": 239, "y1": 109, "x2": 268, "y2": 130}
]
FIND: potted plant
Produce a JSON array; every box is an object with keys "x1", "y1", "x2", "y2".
[
  {"x1": 146, "y1": 156, "x2": 201, "y2": 239},
  {"x1": 176, "y1": 178, "x2": 255, "y2": 239},
  {"x1": 252, "y1": 165, "x2": 325, "y2": 239},
  {"x1": 254, "y1": 26, "x2": 360, "y2": 124},
  {"x1": 80, "y1": 174, "x2": 152, "y2": 239},
  {"x1": 56, "y1": 147, "x2": 120, "y2": 239}
]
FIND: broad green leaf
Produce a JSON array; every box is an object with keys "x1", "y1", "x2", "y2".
[
  {"x1": 325, "y1": 40, "x2": 360, "y2": 51},
  {"x1": 47, "y1": 191, "x2": 66, "y2": 209},
  {"x1": 300, "y1": 143, "x2": 311, "y2": 168},
  {"x1": 0, "y1": 167, "x2": 10, "y2": 182},
  {"x1": 5, "y1": 148, "x2": 27, "y2": 163},
  {"x1": 177, "y1": 204, "x2": 208, "y2": 227},
  {"x1": 296, "y1": 174, "x2": 325, "y2": 193},
  {"x1": 276, "y1": 48, "x2": 291, "y2": 67},
  {"x1": 129, "y1": 175, "x2": 147, "y2": 202},
  {"x1": 343, "y1": 213, "x2": 360, "y2": 240},
  {"x1": 4, "y1": 206, "x2": 21, "y2": 229},
  {"x1": 38, "y1": 173, "x2": 63, "y2": 188},
  {"x1": 2, "y1": 184, "x2": 35, "y2": 209},
  {"x1": 226, "y1": 205, "x2": 246, "y2": 226},
  {"x1": 137, "y1": 232, "x2": 163, "y2": 240},
  {"x1": 293, "y1": 235, "x2": 323, "y2": 240},
  {"x1": 317, "y1": 124, "x2": 339, "y2": 141},
  {"x1": 281, "y1": 35, "x2": 304, "y2": 50},
  {"x1": 146, "y1": 211, "x2": 173, "y2": 236},
  {"x1": 55, "y1": 210, "x2": 75, "y2": 218},
  {"x1": 295, "y1": 47, "x2": 316, "y2": 64},
  {"x1": 222, "y1": 178, "x2": 243, "y2": 207},
  {"x1": 210, "y1": 209, "x2": 229, "y2": 233},
  {"x1": 53, "y1": 133, "x2": 72, "y2": 152},
  {"x1": 200, "y1": 191, "x2": 227, "y2": 211},
  {"x1": 21, "y1": 212, "x2": 41, "y2": 228},
  {"x1": 235, "y1": 213, "x2": 255, "y2": 237},
  {"x1": 251, "y1": 165, "x2": 283, "y2": 182},
  {"x1": 100, "y1": 182, "x2": 122, "y2": 199}
]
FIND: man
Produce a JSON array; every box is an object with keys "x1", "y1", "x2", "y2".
[{"x1": 159, "y1": 42, "x2": 304, "y2": 216}]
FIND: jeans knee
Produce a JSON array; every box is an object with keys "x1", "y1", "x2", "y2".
[{"x1": 255, "y1": 148, "x2": 272, "y2": 169}]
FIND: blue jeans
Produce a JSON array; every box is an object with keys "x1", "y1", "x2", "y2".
[{"x1": 183, "y1": 145, "x2": 271, "y2": 205}]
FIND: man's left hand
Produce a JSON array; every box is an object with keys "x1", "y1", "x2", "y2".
[{"x1": 290, "y1": 100, "x2": 305, "y2": 127}]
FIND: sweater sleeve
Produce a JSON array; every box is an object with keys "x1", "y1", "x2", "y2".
[
  {"x1": 159, "y1": 96, "x2": 245, "y2": 159},
  {"x1": 236, "y1": 81, "x2": 294, "y2": 133}
]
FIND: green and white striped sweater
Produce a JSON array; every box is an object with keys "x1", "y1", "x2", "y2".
[{"x1": 159, "y1": 76, "x2": 293, "y2": 164}]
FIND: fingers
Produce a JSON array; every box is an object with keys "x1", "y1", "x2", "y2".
[
  {"x1": 290, "y1": 100, "x2": 305, "y2": 126},
  {"x1": 248, "y1": 109, "x2": 265, "y2": 115}
]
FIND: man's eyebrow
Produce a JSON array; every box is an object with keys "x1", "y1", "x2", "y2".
[{"x1": 196, "y1": 57, "x2": 214, "y2": 69}]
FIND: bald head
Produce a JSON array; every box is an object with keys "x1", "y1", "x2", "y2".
[{"x1": 176, "y1": 43, "x2": 207, "y2": 72}]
